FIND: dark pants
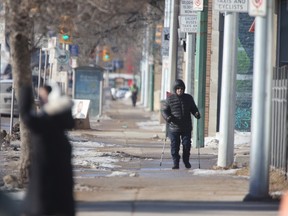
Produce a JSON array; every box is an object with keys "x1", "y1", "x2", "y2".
[
  {"x1": 168, "y1": 130, "x2": 191, "y2": 165},
  {"x1": 131, "y1": 94, "x2": 137, "y2": 107}
]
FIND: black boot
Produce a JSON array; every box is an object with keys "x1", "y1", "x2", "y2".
[
  {"x1": 172, "y1": 158, "x2": 180, "y2": 169},
  {"x1": 172, "y1": 164, "x2": 179, "y2": 169},
  {"x1": 184, "y1": 161, "x2": 191, "y2": 169},
  {"x1": 183, "y1": 155, "x2": 191, "y2": 169}
]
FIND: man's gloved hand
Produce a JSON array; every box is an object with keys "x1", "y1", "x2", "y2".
[
  {"x1": 167, "y1": 116, "x2": 174, "y2": 123},
  {"x1": 195, "y1": 112, "x2": 201, "y2": 119}
]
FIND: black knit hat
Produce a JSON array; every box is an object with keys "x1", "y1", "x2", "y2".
[{"x1": 173, "y1": 79, "x2": 186, "y2": 93}]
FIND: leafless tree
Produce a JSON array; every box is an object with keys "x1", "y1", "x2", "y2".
[{"x1": 4, "y1": 0, "x2": 164, "y2": 184}]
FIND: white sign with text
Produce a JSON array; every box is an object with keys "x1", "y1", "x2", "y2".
[
  {"x1": 214, "y1": 0, "x2": 248, "y2": 13},
  {"x1": 179, "y1": 15, "x2": 198, "y2": 33}
]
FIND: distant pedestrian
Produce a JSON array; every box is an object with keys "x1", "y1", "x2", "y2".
[
  {"x1": 130, "y1": 83, "x2": 138, "y2": 107},
  {"x1": 20, "y1": 82, "x2": 75, "y2": 216},
  {"x1": 161, "y1": 79, "x2": 200, "y2": 169}
]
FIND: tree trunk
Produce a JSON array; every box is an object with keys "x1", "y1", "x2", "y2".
[
  {"x1": 10, "y1": 33, "x2": 32, "y2": 185},
  {"x1": 9, "y1": 1, "x2": 33, "y2": 184}
]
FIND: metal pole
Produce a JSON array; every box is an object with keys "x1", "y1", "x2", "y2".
[
  {"x1": 98, "y1": 80, "x2": 103, "y2": 117},
  {"x1": 149, "y1": 24, "x2": 155, "y2": 111},
  {"x1": 0, "y1": 43, "x2": 1, "y2": 128},
  {"x1": 217, "y1": 12, "x2": 238, "y2": 167},
  {"x1": 37, "y1": 48, "x2": 42, "y2": 99},
  {"x1": 43, "y1": 49, "x2": 48, "y2": 85},
  {"x1": 184, "y1": 33, "x2": 196, "y2": 95},
  {"x1": 161, "y1": 0, "x2": 171, "y2": 100},
  {"x1": 245, "y1": 0, "x2": 274, "y2": 201},
  {"x1": 140, "y1": 59, "x2": 145, "y2": 104},
  {"x1": 144, "y1": 25, "x2": 150, "y2": 108},
  {"x1": 9, "y1": 86, "x2": 15, "y2": 135},
  {"x1": 167, "y1": 0, "x2": 178, "y2": 92},
  {"x1": 192, "y1": 0, "x2": 208, "y2": 148}
]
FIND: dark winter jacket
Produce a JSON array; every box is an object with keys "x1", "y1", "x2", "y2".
[
  {"x1": 161, "y1": 79, "x2": 200, "y2": 132},
  {"x1": 20, "y1": 86, "x2": 75, "y2": 216}
]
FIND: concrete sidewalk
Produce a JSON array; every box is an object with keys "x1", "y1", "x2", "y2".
[{"x1": 72, "y1": 99, "x2": 279, "y2": 216}]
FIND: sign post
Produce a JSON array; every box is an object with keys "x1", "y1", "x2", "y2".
[{"x1": 214, "y1": 0, "x2": 246, "y2": 167}]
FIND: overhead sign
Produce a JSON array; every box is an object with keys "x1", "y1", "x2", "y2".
[
  {"x1": 249, "y1": 0, "x2": 266, "y2": 17},
  {"x1": 214, "y1": 0, "x2": 248, "y2": 13},
  {"x1": 193, "y1": 0, "x2": 204, "y2": 11},
  {"x1": 179, "y1": 15, "x2": 198, "y2": 33}
]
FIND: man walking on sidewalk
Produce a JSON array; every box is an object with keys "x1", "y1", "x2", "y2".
[{"x1": 161, "y1": 79, "x2": 200, "y2": 169}]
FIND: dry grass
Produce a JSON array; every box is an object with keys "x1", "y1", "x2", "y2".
[{"x1": 235, "y1": 167, "x2": 288, "y2": 195}]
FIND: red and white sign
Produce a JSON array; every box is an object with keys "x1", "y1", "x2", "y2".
[
  {"x1": 193, "y1": 0, "x2": 203, "y2": 11},
  {"x1": 249, "y1": 0, "x2": 266, "y2": 17}
]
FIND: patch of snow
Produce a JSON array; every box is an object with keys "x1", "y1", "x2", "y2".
[
  {"x1": 106, "y1": 171, "x2": 138, "y2": 177},
  {"x1": 205, "y1": 131, "x2": 251, "y2": 148},
  {"x1": 190, "y1": 168, "x2": 237, "y2": 176},
  {"x1": 136, "y1": 121, "x2": 164, "y2": 131},
  {"x1": 73, "y1": 156, "x2": 118, "y2": 169},
  {"x1": 71, "y1": 141, "x2": 105, "y2": 148},
  {"x1": 98, "y1": 114, "x2": 112, "y2": 120}
]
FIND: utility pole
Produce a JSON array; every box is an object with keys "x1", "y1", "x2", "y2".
[
  {"x1": 245, "y1": 0, "x2": 274, "y2": 201},
  {"x1": 192, "y1": 0, "x2": 208, "y2": 148},
  {"x1": 144, "y1": 25, "x2": 150, "y2": 108},
  {"x1": 149, "y1": 23, "x2": 155, "y2": 111},
  {"x1": 184, "y1": 33, "x2": 196, "y2": 95},
  {"x1": 160, "y1": 0, "x2": 171, "y2": 100},
  {"x1": 167, "y1": 0, "x2": 178, "y2": 92},
  {"x1": 217, "y1": 12, "x2": 239, "y2": 167}
]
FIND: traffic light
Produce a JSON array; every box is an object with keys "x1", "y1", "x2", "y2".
[
  {"x1": 102, "y1": 48, "x2": 111, "y2": 62},
  {"x1": 59, "y1": 27, "x2": 72, "y2": 44}
]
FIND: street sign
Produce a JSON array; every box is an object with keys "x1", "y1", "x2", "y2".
[
  {"x1": 161, "y1": 27, "x2": 169, "y2": 57},
  {"x1": 69, "y1": 44, "x2": 79, "y2": 57},
  {"x1": 56, "y1": 48, "x2": 70, "y2": 64},
  {"x1": 181, "y1": 0, "x2": 199, "y2": 15},
  {"x1": 180, "y1": 0, "x2": 194, "y2": 15},
  {"x1": 214, "y1": 0, "x2": 248, "y2": 13},
  {"x1": 179, "y1": 15, "x2": 198, "y2": 33},
  {"x1": 249, "y1": 0, "x2": 266, "y2": 17},
  {"x1": 193, "y1": 0, "x2": 204, "y2": 11}
]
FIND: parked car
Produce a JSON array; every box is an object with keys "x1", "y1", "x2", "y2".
[{"x1": 0, "y1": 79, "x2": 18, "y2": 116}]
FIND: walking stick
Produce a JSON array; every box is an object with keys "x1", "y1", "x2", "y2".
[
  {"x1": 160, "y1": 137, "x2": 166, "y2": 167},
  {"x1": 197, "y1": 120, "x2": 201, "y2": 169},
  {"x1": 160, "y1": 124, "x2": 168, "y2": 167}
]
